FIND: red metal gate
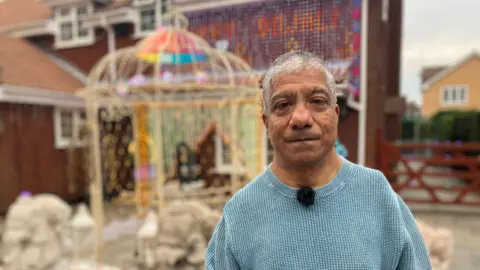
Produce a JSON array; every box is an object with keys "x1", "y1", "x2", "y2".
[{"x1": 377, "y1": 132, "x2": 480, "y2": 206}]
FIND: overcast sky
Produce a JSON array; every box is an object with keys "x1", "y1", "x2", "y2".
[{"x1": 401, "y1": 0, "x2": 480, "y2": 104}]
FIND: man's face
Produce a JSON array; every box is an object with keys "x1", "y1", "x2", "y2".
[{"x1": 263, "y1": 69, "x2": 339, "y2": 167}]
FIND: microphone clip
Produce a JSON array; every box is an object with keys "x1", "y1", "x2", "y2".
[{"x1": 297, "y1": 186, "x2": 315, "y2": 207}]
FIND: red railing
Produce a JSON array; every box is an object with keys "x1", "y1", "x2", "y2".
[{"x1": 377, "y1": 131, "x2": 480, "y2": 206}]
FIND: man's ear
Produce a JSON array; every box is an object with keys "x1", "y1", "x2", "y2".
[
  {"x1": 334, "y1": 104, "x2": 340, "y2": 124},
  {"x1": 262, "y1": 114, "x2": 268, "y2": 130}
]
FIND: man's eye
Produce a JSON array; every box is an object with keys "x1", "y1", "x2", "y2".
[
  {"x1": 276, "y1": 102, "x2": 290, "y2": 110},
  {"x1": 311, "y1": 99, "x2": 327, "y2": 105}
]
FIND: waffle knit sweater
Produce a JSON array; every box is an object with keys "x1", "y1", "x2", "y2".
[{"x1": 205, "y1": 158, "x2": 432, "y2": 270}]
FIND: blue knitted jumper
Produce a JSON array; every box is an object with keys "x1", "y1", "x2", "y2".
[{"x1": 206, "y1": 158, "x2": 432, "y2": 270}]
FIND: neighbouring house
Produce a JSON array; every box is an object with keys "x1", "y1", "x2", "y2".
[
  {"x1": 0, "y1": 0, "x2": 88, "y2": 213},
  {"x1": 421, "y1": 51, "x2": 480, "y2": 117},
  {"x1": 0, "y1": 0, "x2": 404, "y2": 202}
]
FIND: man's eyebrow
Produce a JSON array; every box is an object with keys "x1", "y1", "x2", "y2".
[
  {"x1": 310, "y1": 88, "x2": 332, "y2": 102},
  {"x1": 270, "y1": 91, "x2": 293, "y2": 104},
  {"x1": 269, "y1": 88, "x2": 332, "y2": 106},
  {"x1": 310, "y1": 88, "x2": 330, "y2": 96}
]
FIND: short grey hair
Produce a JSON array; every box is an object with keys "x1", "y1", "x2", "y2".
[{"x1": 262, "y1": 51, "x2": 337, "y2": 114}]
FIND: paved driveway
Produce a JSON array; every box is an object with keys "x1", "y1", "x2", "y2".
[
  {"x1": 413, "y1": 210, "x2": 480, "y2": 270},
  {"x1": 1, "y1": 203, "x2": 479, "y2": 270}
]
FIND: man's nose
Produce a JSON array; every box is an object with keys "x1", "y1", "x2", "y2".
[{"x1": 290, "y1": 104, "x2": 312, "y2": 130}]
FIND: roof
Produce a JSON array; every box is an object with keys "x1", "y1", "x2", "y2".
[
  {"x1": 109, "y1": 0, "x2": 130, "y2": 8},
  {"x1": 421, "y1": 51, "x2": 480, "y2": 92},
  {"x1": 0, "y1": 34, "x2": 83, "y2": 92},
  {"x1": 420, "y1": 66, "x2": 446, "y2": 83},
  {"x1": 94, "y1": 0, "x2": 131, "y2": 11},
  {"x1": 0, "y1": 0, "x2": 51, "y2": 28}
]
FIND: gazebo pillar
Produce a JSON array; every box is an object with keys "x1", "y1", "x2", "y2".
[{"x1": 86, "y1": 100, "x2": 105, "y2": 263}]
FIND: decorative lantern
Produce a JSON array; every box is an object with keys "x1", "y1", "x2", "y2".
[
  {"x1": 137, "y1": 211, "x2": 158, "y2": 268},
  {"x1": 70, "y1": 204, "x2": 95, "y2": 263}
]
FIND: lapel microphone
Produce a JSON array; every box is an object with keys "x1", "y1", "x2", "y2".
[{"x1": 297, "y1": 186, "x2": 315, "y2": 207}]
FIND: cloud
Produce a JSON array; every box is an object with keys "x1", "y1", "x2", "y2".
[{"x1": 401, "y1": 0, "x2": 480, "y2": 104}]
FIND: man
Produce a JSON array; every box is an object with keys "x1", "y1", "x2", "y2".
[{"x1": 206, "y1": 51, "x2": 432, "y2": 269}]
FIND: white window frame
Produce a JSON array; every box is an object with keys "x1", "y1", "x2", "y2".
[
  {"x1": 440, "y1": 85, "x2": 469, "y2": 106},
  {"x1": 133, "y1": 0, "x2": 155, "y2": 6},
  {"x1": 53, "y1": 107, "x2": 87, "y2": 149},
  {"x1": 133, "y1": 0, "x2": 169, "y2": 38},
  {"x1": 54, "y1": 4, "x2": 95, "y2": 49},
  {"x1": 136, "y1": 8, "x2": 157, "y2": 36}
]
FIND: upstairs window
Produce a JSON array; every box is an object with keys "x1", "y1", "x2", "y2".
[
  {"x1": 135, "y1": 0, "x2": 170, "y2": 37},
  {"x1": 59, "y1": 7, "x2": 71, "y2": 17},
  {"x1": 441, "y1": 86, "x2": 468, "y2": 106},
  {"x1": 133, "y1": 0, "x2": 155, "y2": 6},
  {"x1": 140, "y1": 9, "x2": 156, "y2": 32},
  {"x1": 60, "y1": 22, "x2": 73, "y2": 41},
  {"x1": 54, "y1": 5, "x2": 94, "y2": 49},
  {"x1": 77, "y1": 6, "x2": 88, "y2": 15}
]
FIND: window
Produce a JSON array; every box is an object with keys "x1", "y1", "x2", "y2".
[
  {"x1": 54, "y1": 107, "x2": 87, "y2": 149},
  {"x1": 135, "y1": 0, "x2": 170, "y2": 37},
  {"x1": 161, "y1": 0, "x2": 168, "y2": 14},
  {"x1": 441, "y1": 86, "x2": 468, "y2": 106},
  {"x1": 77, "y1": 6, "x2": 87, "y2": 15},
  {"x1": 60, "y1": 110, "x2": 74, "y2": 138},
  {"x1": 54, "y1": 5, "x2": 94, "y2": 49},
  {"x1": 60, "y1": 22, "x2": 73, "y2": 41},
  {"x1": 59, "y1": 7, "x2": 70, "y2": 17},
  {"x1": 133, "y1": 0, "x2": 155, "y2": 6},
  {"x1": 78, "y1": 21, "x2": 89, "y2": 37},
  {"x1": 140, "y1": 9, "x2": 156, "y2": 32}
]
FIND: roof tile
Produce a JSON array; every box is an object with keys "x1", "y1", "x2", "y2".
[
  {"x1": 0, "y1": 0, "x2": 51, "y2": 28},
  {"x1": 0, "y1": 34, "x2": 83, "y2": 92}
]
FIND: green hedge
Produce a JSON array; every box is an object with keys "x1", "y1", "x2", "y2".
[
  {"x1": 402, "y1": 110, "x2": 480, "y2": 142},
  {"x1": 401, "y1": 117, "x2": 432, "y2": 141},
  {"x1": 429, "y1": 110, "x2": 480, "y2": 142}
]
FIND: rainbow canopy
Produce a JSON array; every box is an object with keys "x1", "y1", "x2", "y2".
[{"x1": 136, "y1": 28, "x2": 208, "y2": 64}]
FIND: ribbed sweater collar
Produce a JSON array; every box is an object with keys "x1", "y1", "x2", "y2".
[{"x1": 262, "y1": 157, "x2": 354, "y2": 199}]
